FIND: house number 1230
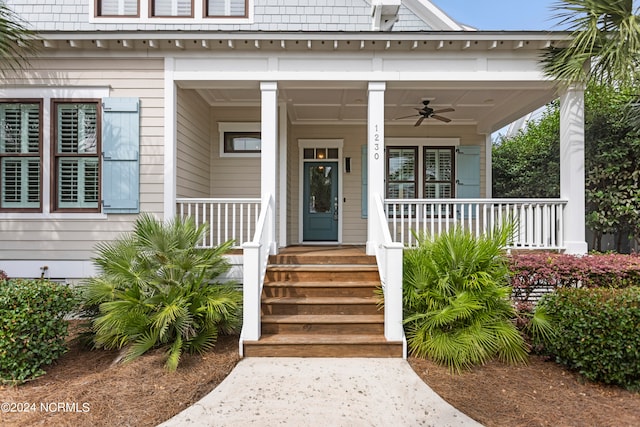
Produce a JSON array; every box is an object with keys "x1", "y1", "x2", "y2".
[{"x1": 373, "y1": 125, "x2": 381, "y2": 160}]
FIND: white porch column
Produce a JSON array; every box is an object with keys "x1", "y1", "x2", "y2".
[
  {"x1": 163, "y1": 58, "x2": 177, "y2": 221},
  {"x1": 560, "y1": 85, "x2": 588, "y2": 254},
  {"x1": 261, "y1": 82, "x2": 278, "y2": 254},
  {"x1": 485, "y1": 134, "x2": 492, "y2": 198},
  {"x1": 367, "y1": 82, "x2": 386, "y2": 255}
]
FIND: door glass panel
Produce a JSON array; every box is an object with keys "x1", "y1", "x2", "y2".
[{"x1": 308, "y1": 165, "x2": 333, "y2": 213}]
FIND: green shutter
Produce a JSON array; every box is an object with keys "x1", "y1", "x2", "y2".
[
  {"x1": 102, "y1": 98, "x2": 140, "y2": 214},
  {"x1": 361, "y1": 145, "x2": 367, "y2": 218}
]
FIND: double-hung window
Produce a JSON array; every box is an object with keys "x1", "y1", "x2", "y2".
[
  {"x1": 52, "y1": 101, "x2": 101, "y2": 212},
  {"x1": 152, "y1": 0, "x2": 193, "y2": 17},
  {"x1": 386, "y1": 147, "x2": 417, "y2": 199},
  {"x1": 97, "y1": 0, "x2": 139, "y2": 16},
  {"x1": 424, "y1": 147, "x2": 454, "y2": 198},
  {"x1": 0, "y1": 101, "x2": 42, "y2": 211},
  {"x1": 207, "y1": 0, "x2": 247, "y2": 17}
]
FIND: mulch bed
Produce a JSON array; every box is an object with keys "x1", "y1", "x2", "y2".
[{"x1": 1, "y1": 321, "x2": 638, "y2": 426}]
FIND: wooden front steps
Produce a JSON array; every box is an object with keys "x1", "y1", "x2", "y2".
[{"x1": 242, "y1": 248, "x2": 403, "y2": 357}]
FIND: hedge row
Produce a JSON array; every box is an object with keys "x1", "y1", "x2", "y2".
[
  {"x1": 540, "y1": 287, "x2": 640, "y2": 391},
  {"x1": 0, "y1": 279, "x2": 77, "y2": 384}
]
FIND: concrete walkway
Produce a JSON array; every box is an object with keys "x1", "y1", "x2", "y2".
[{"x1": 159, "y1": 358, "x2": 482, "y2": 427}]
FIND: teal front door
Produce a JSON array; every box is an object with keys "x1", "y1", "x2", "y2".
[{"x1": 303, "y1": 162, "x2": 339, "y2": 241}]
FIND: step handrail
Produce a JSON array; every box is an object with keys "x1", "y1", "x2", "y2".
[{"x1": 239, "y1": 193, "x2": 273, "y2": 355}]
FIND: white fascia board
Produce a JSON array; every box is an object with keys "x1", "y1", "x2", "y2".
[{"x1": 36, "y1": 31, "x2": 570, "y2": 43}]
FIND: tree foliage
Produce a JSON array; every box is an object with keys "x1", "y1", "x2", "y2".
[
  {"x1": 493, "y1": 83, "x2": 640, "y2": 249},
  {"x1": 492, "y1": 104, "x2": 560, "y2": 199}
]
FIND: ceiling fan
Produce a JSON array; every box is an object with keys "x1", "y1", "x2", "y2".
[{"x1": 396, "y1": 100, "x2": 455, "y2": 126}]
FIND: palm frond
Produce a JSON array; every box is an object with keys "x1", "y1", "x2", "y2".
[
  {"x1": 164, "y1": 336, "x2": 183, "y2": 372},
  {"x1": 543, "y1": 0, "x2": 640, "y2": 86},
  {"x1": 0, "y1": 4, "x2": 39, "y2": 77},
  {"x1": 123, "y1": 330, "x2": 160, "y2": 363}
]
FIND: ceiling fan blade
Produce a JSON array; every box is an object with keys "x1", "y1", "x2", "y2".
[
  {"x1": 433, "y1": 108, "x2": 455, "y2": 114},
  {"x1": 395, "y1": 114, "x2": 420, "y2": 120},
  {"x1": 431, "y1": 114, "x2": 452, "y2": 123},
  {"x1": 415, "y1": 116, "x2": 425, "y2": 126}
]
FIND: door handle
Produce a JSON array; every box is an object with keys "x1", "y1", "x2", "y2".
[{"x1": 333, "y1": 197, "x2": 338, "y2": 221}]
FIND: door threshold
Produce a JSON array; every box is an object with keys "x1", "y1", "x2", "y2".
[{"x1": 300, "y1": 242, "x2": 341, "y2": 245}]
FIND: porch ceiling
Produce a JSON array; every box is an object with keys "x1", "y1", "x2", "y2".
[{"x1": 192, "y1": 80, "x2": 557, "y2": 134}]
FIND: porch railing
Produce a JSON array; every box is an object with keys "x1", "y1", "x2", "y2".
[
  {"x1": 384, "y1": 198, "x2": 568, "y2": 250},
  {"x1": 176, "y1": 198, "x2": 261, "y2": 248}
]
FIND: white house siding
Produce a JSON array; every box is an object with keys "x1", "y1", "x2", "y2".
[
  {"x1": 0, "y1": 58, "x2": 164, "y2": 279},
  {"x1": 177, "y1": 89, "x2": 211, "y2": 198}
]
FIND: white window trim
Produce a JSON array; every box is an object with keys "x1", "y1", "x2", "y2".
[
  {"x1": 89, "y1": 0, "x2": 254, "y2": 24},
  {"x1": 0, "y1": 86, "x2": 109, "y2": 220},
  {"x1": 385, "y1": 138, "x2": 459, "y2": 200},
  {"x1": 218, "y1": 122, "x2": 261, "y2": 158}
]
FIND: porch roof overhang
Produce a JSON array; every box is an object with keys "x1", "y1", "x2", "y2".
[{"x1": 35, "y1": 30, "x2": 570, "y2": 134}]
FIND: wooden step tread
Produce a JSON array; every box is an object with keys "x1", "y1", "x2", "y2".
[
  {"x1": 264, "y1": 281, "x2": 380, "y2": 288},
  {"x1": 262, "y1": 296, "x2": 379, "y2": 305},
  {"x1": 267, "y1": 265, "x2": 379, "y2": 272},
  {"x1": 261, "y1": 314, "x2": 383, "y2": 324},
  {"x1": 249, "y1": 334, "x2": 400, "y2": 345}
]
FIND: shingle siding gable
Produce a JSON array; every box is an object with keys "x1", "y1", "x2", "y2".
[{"x1": 6, "y1": 0, "x2": 434, "y2": 32}]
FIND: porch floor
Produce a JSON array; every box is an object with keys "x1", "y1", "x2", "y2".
[{"x1": 277, "y1": 245, "x2": 366, "y2": 256}]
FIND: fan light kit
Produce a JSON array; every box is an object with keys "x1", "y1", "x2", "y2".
[{"x1": 396, "y1": 100, "x2": 455, "y2": 126}]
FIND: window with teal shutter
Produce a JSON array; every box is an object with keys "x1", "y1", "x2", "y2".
[
  {"x1": 54, "y1": 102, "x2": 100, "y2": 211},
  {"x1": 102, "y1": 98, "x2": 140, "y2": 214},
  {"x1": 0, "y1": 102, "x2": 41, "y2": 211}
]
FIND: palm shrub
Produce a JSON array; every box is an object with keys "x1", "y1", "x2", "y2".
[
  {"x1": 403, "y1": 225, "x2": 528, "y2": 372},
  {"x1": 80, "y1": 213, "x2": 242, "y2": 371}
]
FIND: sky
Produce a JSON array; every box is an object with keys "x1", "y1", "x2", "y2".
[{"x1": 430, "y1": 0, "x2": 559, "y2": 31}]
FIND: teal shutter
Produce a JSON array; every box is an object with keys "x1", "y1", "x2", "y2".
[
  {"x1": 456, "y1": 146, "x2": 481, "y2": 219},
  {"x1": 102, "y1": 98, "x2": 140, "y2": 214},
  {"x1": 456, "y1": 146, "x2": 481, "y2": 198},
  {"x1": 361, "y1": 145, "x2": 367, "y2": 218}
]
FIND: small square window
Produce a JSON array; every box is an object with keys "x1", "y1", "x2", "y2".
[
  {"x1": 97, "y1": 0, "x2": 139, "y2": 16},
  {"x1": 206, "y1": 0, "x2": 248, "y2": 17},
  {"x1": 303, "y1": 148, "x2": 314, "y2": 159},
  {"x1": 152, "y1": 0, "x2": 193, "y2": 17}
]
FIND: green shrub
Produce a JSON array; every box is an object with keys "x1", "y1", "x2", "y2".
[
  {"x1": 0, "y1": 279, "x2": 77, "y2": 384},
  {"x1": 403, "y1": 226, "x2": 528, "y2": 373},
  {"x1": 80, "y1": 213, "x2": 242, "y2": 371},
  {"x1": 540, "y1": 287, "x2": 640, "y2": 391}
]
